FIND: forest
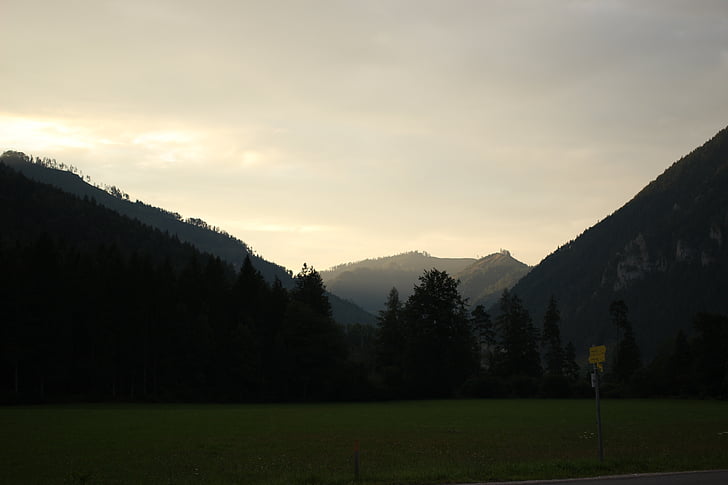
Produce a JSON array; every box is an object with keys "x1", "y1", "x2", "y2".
[{"x1": 1, "y1": 160, "x2": 728, "y2": 403}]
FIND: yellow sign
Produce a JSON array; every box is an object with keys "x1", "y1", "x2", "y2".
[{"x1": 589, "y1": 345, "x2": 607, "y2": 364}]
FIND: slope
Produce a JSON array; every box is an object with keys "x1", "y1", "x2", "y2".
[
  {"x1": 1, "y1": 151, "x2": 285, "y2": 280},
  {"x1": 456, "y1": 250, "x2": 532, "y2": 309},
  {"x1": 0, "y1": 152, "x2": 375, "y2": 325},
  {"x1": 511, "y1": 125, "x2": 728, "y2": 359},
  {"x1": 322, "y1": 250, "x2": 530, "y2": 314}
]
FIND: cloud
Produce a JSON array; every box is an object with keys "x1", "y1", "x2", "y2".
[
  {"x1": 2, "y1": 0, "x2": 727, "y2": 270},
  {"x1": 0, "y1": 116, "x2": 94, "y2": 150}
]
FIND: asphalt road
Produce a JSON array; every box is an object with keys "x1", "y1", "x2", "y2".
[{"x1": 464, "y1": 470, "x2": 728, "y2": 485}]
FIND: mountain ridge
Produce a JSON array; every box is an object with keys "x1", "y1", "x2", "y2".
[
  {"x1": 510, "y1": 125, "x2": 728, "y2": 359},
  {"x1": 0, "y1": 151, "x2": 376, "y2": 326},
  {"x1": 322, "y1": 249, "x2": 531, "y2": 314}
]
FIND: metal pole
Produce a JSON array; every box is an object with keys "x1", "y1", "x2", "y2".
[{"x1": 594, "y1": 363, "x2": 604, "y2": 462}]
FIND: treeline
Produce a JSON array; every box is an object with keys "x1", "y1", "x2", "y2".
[
  {"x1": 326, "y1": 250, "x2": 432, "y2": 272},
  {"x1": 3, "y1": 237, "x2": 727, "y2": 403},
  {"x1": 601, "y1": 310, "x2": 728, "y2": 399},
  {"x1": 5, "y1": 151, "x2": 248, "y2": 250},
  {"x1": 0, "y1": 162, "x2": 350, "y2": 402},
  {"x1": 2, "y1": 159, "x2": 727, "y2": 402},
  {"x1": 370, "y1": 274, "x2": 584, "y2": 399},
  {"x1": 367, "y1": 272, "x2": 728, "y2": 399},
  {"x1": 0, "y1": 233, "x2": 355, "y2": 402}
]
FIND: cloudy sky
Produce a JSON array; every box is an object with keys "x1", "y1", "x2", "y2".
[{"x1": 3, "y1": 1, "x2": 727, "y2": 272}]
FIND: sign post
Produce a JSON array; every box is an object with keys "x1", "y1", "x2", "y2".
[{"x1": 589, "y1": 345, "x2": 606, "y2": 463}]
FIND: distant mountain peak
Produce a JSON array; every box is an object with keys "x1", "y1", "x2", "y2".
[{"x1": 322, "y1": 250, "x2": 530, "y2": 314}]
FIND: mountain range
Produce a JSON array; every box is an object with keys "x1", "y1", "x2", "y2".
[
  {"x1": 4, "y1": 123, "x2": 727, "y2": 362},
  {"x1": 321, "y1": 250, "x2": 530, "y2": 314}
]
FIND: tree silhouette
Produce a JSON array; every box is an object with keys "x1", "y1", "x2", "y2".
[
  {"x1": 375, "y1": 287, "x2": 405, "y2": 393},
  {"x1": 692, "y1": 313, "x2": 728, "y2": 397},
  {"x1": 401, "y1": 269, "x2": 478, "y2": 397},
  {"x1": 542, "y1": 296, "x2": 564, "y2": 377},
  {"x1": 280, "y1": 264, "x2": 346, "y2": 400},
  {"x1": 292, "y1": 263, "x2": 332, "y2": 318},
  {"x1": 494, "y1": 289, "x2": 541, "y2": 380},
  {"x1": 470, "y1": 304, "x2": 495, "y2": 371},
  {"x1": 563, "y1": 342, "x2": 580, "y2": 381},
  {"x1": 610, "y1": 300, "x2": 642, "y2": 383}
]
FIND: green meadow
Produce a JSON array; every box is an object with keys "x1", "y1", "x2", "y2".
[{"x1": 1, "y1": 399, "x2": 727, "y2": 485}]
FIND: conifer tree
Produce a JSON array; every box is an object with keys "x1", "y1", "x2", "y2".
[
  {"x1": 291, "y1": 263, "x2": 332, "y2": 318},
  {"x1": 375, "y1": 287, "x2": 405, "y2": 389},
  {"x1": 494, "y1": 290, "x2": 541, "y2": 379},
  {"x1": 563, "y1": 341, "x2": 580, "y2": 381},
  {"x1": 542, "y1": 296, "x2": 565, "y2": 377},
  {"x1": 610, "y1": 300, "x2": 642, "y2": 382},
  {"x1": 401, "y1": 269, "x2": 478, "y2": 397},
  {"x1": 692, "y1": 313, "x2": 728, "y2": 397},
  {"x1": 471, "y1": 304, "x2": 495, "y2": 370},
  {"x1": 281, "y1": 264, "x2": 346, "y2": 400}
]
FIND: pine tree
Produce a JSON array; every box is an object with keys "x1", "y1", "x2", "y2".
[
  {"x1": 401, "y1": 269, "x2": 478, "y2": 397},
  {"x1": 291, "y1": 263, "x2": 332, "y2": 318},
  {"x1": 281, "y1": 264, "x2": 346, "y2": 400},
  {"x1": 494, "y1": 289, "x2": 542, "y2": 379},
  {"x1": 471, "y1": 304, "x2": 495, "y2": 370},
  {"x1": 375, "y1": 287, "x2": 405, "y2": 390},
  {"x1": 610, "y1": 300, "x2": 642, "y2": 383},
  {"x1": 668, "y1": 329, "x2": 695, "y2": 396},
  {"x1": 692, "y1": 313, "x2": 728, "y2": 397},
  {"x1": 563, "y1": 341, "x2": 580, "y2": 381},
  {"x1": 542, "y1": 296, "x2": 564, "y2": 377}
]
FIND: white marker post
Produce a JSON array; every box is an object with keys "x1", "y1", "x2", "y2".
[{"x1": 589, "y1": 345, "x2": 606, "y2": 463}]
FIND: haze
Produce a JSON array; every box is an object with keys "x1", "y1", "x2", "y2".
[{"x1": 2, "y1": 0, "x2": 727, "y2": 271}]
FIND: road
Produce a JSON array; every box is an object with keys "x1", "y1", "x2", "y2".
[{"x1": 463, "y1": 470, "x2": 728, "y2": 485}]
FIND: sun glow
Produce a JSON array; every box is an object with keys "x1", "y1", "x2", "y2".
[{"x1": 0, "y1": 116, "x2": 96, "y2": 151}]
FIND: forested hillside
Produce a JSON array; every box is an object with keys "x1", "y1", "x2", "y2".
[
  {"x1": 0, "y1": 151, "x2": 374, "y2": 326},
  {"x1": 455, "y1": 251, "x2": 531, "y2": 308},
  {"x1": 1, "y1": 151, "x2": 278, "y2": 277},
  {"x1": 322, "y1": 250, "x2": 530, "y2": 313},
  {"x1": 0, "y1": 163, "x2": 368, "y2": 402},
  {"x1": 510, "y1": 125, "x2": 728, "y2": 360},
  {"x1": 0, "y1": 158, "x2": 728, "y2": 403}
]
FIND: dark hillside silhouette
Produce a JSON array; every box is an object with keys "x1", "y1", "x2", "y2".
[
  {"x1": 509, "y1": 125, "x2": 728, "y2": 359},
  {"x1": 323, "y1": 250, "x2": 530, "y2": 314},
  {"x1": 1, "y1": 151, "x2": 282, "y2": 279},
  {"x1": 0, "y1": 151, "x2": 374, "y2": 326},
  {"x1": 0, "y1": 163, "x2": 356, "y2": 402}
]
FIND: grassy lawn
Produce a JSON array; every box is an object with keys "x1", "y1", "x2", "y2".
[{"x1": 1, "y1": 399, "x2": 727, "y2": 484}]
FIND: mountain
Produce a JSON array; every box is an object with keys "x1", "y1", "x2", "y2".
[
  {"x1": 0, "y1": 162, "x2": 363, "y2": 402},
  {"x1": 1, "y1": 151, "x2": 286, "y2": 279},
  {"x1": 510, "y1": 126, "x2": 728, "y2": 359},
  {"x1": 456, "y1": 251, "x2": 532, "y2": 308},
  {"x1": 0, "y1": 151, "x2": 375, "y2": 326},
  {"x1": 321, "y1": 250, "x2": 531, "y2": 314},
  {"x1": 0, "y1": 159, "x2": 213, "y2": 271}
]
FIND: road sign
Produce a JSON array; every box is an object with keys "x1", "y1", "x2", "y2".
[{"x1": 589, "y1": 345, "x2": 606, "y2": 364}]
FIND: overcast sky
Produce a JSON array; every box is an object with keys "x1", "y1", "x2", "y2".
[{"x1": 2, "y1": 1, "x2": 727, "y2": 272}]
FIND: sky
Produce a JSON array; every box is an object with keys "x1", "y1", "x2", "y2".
[{"x1": 2, "y1": 1, "x2": 727, "y2": 272}]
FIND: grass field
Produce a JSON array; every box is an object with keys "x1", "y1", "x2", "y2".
[{"x1": 1, "y1": 399, "x2": 727, "y2": 485}]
